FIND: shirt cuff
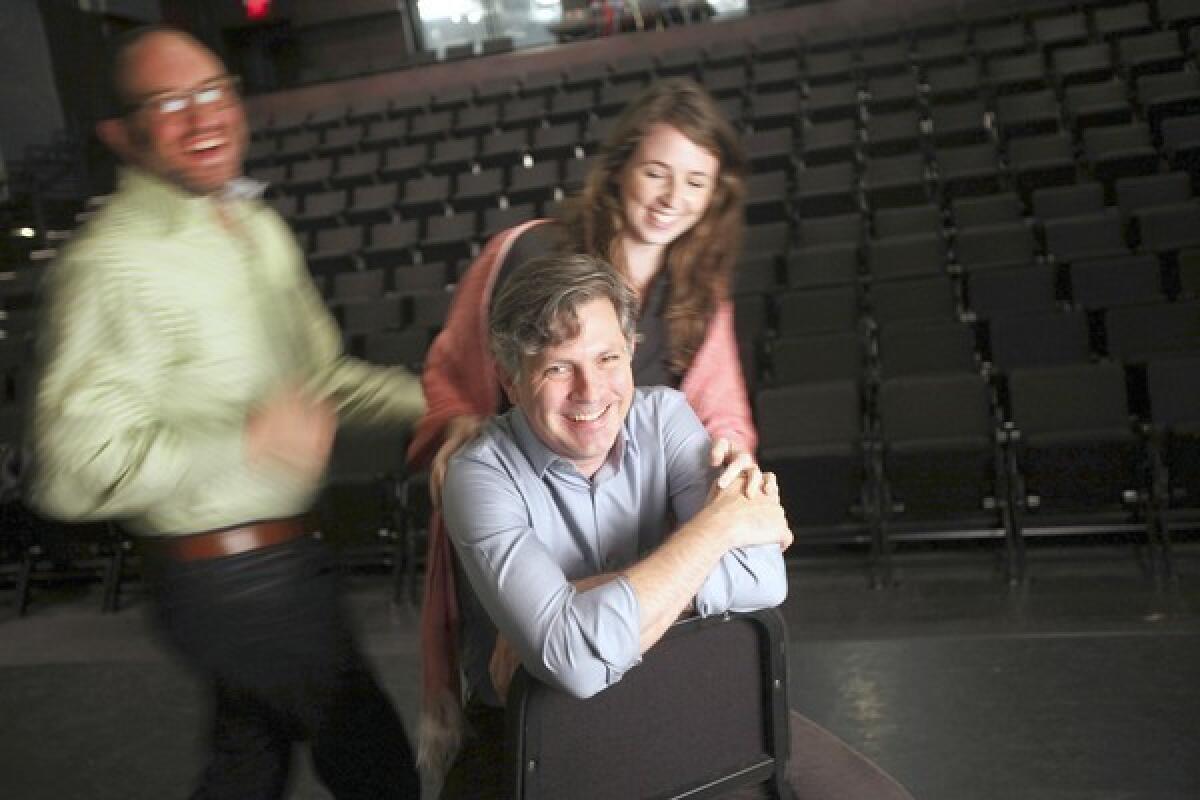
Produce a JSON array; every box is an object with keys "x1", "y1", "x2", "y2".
[
  {"x1": 576, "y1": 575, "x2": 643, "y2": 681},
  {"x1": 693, "y1": 545, "x2": 787, "y2": 617}
]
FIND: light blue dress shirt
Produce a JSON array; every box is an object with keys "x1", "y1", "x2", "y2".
[{"x1": 442, "y1": 387, "x2": 788, "y2": 704}]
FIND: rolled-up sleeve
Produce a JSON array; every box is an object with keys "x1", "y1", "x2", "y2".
[
  {"x1": 443, "y1": 455, "x2": 642, "y2": 699},
  {"x1": 694, "y1": 544, "x2": 788, "y2": 615}
]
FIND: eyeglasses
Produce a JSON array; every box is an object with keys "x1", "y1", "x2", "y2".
[{"x1": 129, "y1": 75, "x2": 242, "y2": 118}]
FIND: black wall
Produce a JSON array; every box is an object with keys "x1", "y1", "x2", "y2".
[{"x1": 0, "y1": 0, "x2": 66, "y2": 162}]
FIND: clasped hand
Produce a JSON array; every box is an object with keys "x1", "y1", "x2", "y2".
[{"x1": 706, "y1": 438, "x2": 793, "y2": 552}]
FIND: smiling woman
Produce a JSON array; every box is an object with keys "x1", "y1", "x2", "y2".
[{"x1": 618, "y1": 123, "x2": 720, "y2": 274}]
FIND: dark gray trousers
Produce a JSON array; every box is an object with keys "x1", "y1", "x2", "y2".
[{"x1": 148, "y1": 536, "x2": 419, "y2": 800}]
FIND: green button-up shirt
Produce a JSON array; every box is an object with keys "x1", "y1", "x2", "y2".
[{"x1": 28, "y1": 167, "x2": 425, "y2": 535}]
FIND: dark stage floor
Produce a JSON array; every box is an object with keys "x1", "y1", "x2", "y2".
[{"x1": 2, "y1": 544, "x2": 1199, "y2": 800}]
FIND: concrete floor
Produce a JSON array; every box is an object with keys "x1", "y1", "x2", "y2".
[{"x1": 2, "y1": 543, "x2": 1199, "y2": 799}]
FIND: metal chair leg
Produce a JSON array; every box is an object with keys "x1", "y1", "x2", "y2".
[
  {"x1": 16, "y1": 551, "x2": 32, "y2": 616},
  {"x1": 393, "y1": 522, "x2": 412, "y2": 608},
  {"x1": 101, "y1": 545, "x2": 124, "y2": 613}
]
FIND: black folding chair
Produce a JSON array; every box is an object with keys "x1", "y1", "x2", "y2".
[{"x1": 506, "y1": 610, "x2": 792, "y2": 800}]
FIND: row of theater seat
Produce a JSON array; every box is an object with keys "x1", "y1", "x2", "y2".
[
  {"x1": 245, "y1": 0, "x2": 1200, "y2": 142},
  {"x1": 768, "y1": 172, "x2": 1200, "y2": 255},
  {"x1": 739, "y1": 177, "x2": 1200, "y2": 291},
  {"x1": 744, "y1": 270, "x2": 1199, "y2": 370},
  {"x1": 755, "y1": 353, "x2": 1198, "y2": 582},
  {"x1": 761, "y1": 299, "x2": 1199, "y2": 385},
  {"x1": 241, "y1": 134, "x2": 1200, "y2": 286},
  {"x1": 243, "y1": 105, "x2": 1200, "y2": 235},
  {"x1": 742, "y1": 113, "x2": 1200, "y2": 223},
  {"x1": 245, "y1": 61, "x2": 1199, "y2": 165},
  {"x1": 259, "y1": 162, "x2": 582, "y2": 238},
  {"x1": 245, "y1": 58, "x2": 1200, "y2": 179},
  {"x1": 245, "y1": 109, "x2": 1200, "y2": 209},
  {"x1": 246, "y1": 64, "x2": 1200, "y2": 264},
  {"x1": 739, "y1": 279, "x2": 1200, "y2": 380}
]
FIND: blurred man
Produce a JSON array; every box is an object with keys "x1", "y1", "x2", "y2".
[
  {"x1": 435, "y1": 254, "x2": 791, "y2": 796},
  {"x1": 28, "y1": 26, "x2": 422, "y2": 798}
]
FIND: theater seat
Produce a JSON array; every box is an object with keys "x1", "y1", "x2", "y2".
[{"x1": 1146, "y1": 355, "x2": 1200, "y2": 565}]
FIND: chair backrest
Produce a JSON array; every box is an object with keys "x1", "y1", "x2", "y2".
[
  {"x1": 880, "y1": 372, "x2": 994, "y2": 444},
  {"x1": 1146, "y1": 355, "x2": 1200, "y2": 429},
  {"x1": 1007, "y1": 362, "x2": 1130, "y2": 437},
  {"x1": 506, "y1": 610, "x2": 792, "y2": 800},
  {"x1": 757, "y1": 379, "x2": 862, "y2": 451},
  {"x1": 878, "y1": 319, "x2": 978, "y2": 378}
]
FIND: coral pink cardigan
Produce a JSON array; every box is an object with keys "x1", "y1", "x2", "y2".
[{"x1": 407, "y1": 219, "x2": 757, "y2": 769}]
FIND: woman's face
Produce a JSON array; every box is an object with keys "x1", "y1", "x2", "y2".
[{"x1": 618, "y1": 123, "x2": 719, "y2": 250}]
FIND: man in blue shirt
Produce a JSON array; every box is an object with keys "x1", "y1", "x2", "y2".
[{"x1": 438, "y1": 253, "x2": 791, "y2": 795}]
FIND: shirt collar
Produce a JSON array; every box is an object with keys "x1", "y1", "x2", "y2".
[
  {"x1": 221, "y1": 176, "x2": 268, "y2": 201},
  {"x1": 117, "y1": 167, "x2": 266, "y2": 234},
  {"x1": 509, "y1": 405, "x2": 635, "y2": 481}
]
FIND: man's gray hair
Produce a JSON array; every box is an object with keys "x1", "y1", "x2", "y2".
[{"x1": 489, "y1": 254, "x2": 638, "y2": 379}]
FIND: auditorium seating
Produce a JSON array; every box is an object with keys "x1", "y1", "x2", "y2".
[
  {"x1": 1145, "y1": 354, "x2": 1200, "y2": 570},
  {"x1": 756, "y1": 379, "x2": 875, "y2": 563},
  {"x1": 314, "y1": 422, "x2": 413, "y2": 601},
  {"x1": 6, "y1": 0, "x2": 1200, "y2": 607},
  {"x1": 876, "y1": 372, "x2": 1015, "y2": 573}
]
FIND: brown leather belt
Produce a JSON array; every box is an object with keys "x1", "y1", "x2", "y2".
[{"x1": 160, "y1": 517, "x2": 309, "y2": 562}]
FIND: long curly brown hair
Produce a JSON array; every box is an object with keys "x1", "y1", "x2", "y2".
[{"x1": 558, "y1": 78, "x2": 747, "y2": 377}]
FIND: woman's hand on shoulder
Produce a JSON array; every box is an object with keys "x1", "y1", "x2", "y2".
[{"x1": 431, "y1": 414, "x2": 485, "y2": 509}]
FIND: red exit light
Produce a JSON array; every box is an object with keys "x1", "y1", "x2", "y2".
[{"x1": 245, "y1": 0, "x2": 271, "y2": 20}]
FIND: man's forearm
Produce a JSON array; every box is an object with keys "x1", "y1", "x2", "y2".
[
  {"x1": 621, "y1": 506, "x2": 733, "y2": 654},
  {"x1": 317, "y1": 357, "x2": 426, "y2": 427},
  {"x1": 300, "y1": 279, "x2": 425, "y2": 428},
  {"x1": 490, "y1": 571, "x2": 622, "y2": 701}
]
